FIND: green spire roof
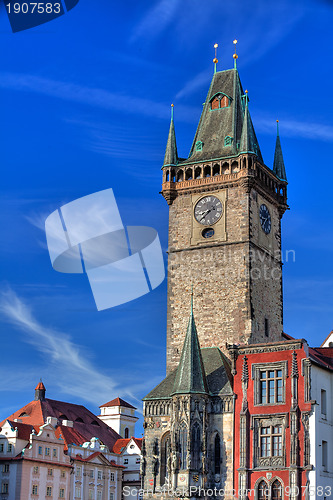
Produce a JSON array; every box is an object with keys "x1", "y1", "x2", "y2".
[
  {"x1": 163, "y1": 107, "x2": 178, "y2": 167},
  {"x1": 172, "y1": 295, "x2": 208, "y2": 395},
  {"x1": 273, "y1": 122, "x2": 287, "y2": 181},
  {"x1": 182, "y1": 68, "x2": 263, "y2": 164},
  {"x1": 239, "y1": 94, "x2": 263, "y2": 163}
]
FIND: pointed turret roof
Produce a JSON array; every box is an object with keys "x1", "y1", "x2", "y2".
[
  {"x1": 239, "y1": 93, "x2": 263, "y2": 163},
  {"x1": 273, "y1": 121, "x2": 287, "y2": 181},
  {"x1": 181, "y1": 68, "x2": 263, "y2": 164},
  {"x1": 172, "y1": 295, "x2": 208, "y2": 395},
  {"x1": 163, "y1": 106, "x2": 178, "y2": 166}
]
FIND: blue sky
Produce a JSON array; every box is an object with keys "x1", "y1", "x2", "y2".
[{"x1": 1, "y1": 0, "x2": 333, "y2": 433}]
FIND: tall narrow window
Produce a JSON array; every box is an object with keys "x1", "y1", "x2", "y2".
[
  {"x1": 214, "y1": 434, "x2": 221, "y2": 474},
  {"x1": 271, "y1": 480, "x2": 282, "y2": 500},
  {"x1": 160, "y1": 432, "x2": 170, "y2": 485},
  {"x1": 265, "y1": 318, "x2": 269, "y2": 337},
  {"x1": 179, "y1": 422, "x2": 187, "y2": 470},
  {"x1": 192, "y1": 424, "x2": 201, "y2": 470},
  {"x1": 258, "y1": 480, "x2": 268, "y2": 500},
  {"x1": 322, "y1": 440, "x2": 328, "y2": 471},
  {"x1": 321, "y1": 389, "x2": 327, "y2": 419}
]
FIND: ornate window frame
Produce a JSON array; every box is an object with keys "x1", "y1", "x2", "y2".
[
  {"x1": 251, "y1": 413, "x2": 288, "y2": 469},
  {"x1": 252, "y1": 361, "x2": 288, "y2": 406}
]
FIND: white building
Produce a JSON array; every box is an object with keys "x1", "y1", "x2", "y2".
[
  {"x1": 308, "y1": 332, "x2": 333, "y2": 494},
  {"x1": 98, "y1": 398, "x2": 138, "y2": 439},
  {"x1": 114, "y1": 437, "x2": 143, "y2": 500}
]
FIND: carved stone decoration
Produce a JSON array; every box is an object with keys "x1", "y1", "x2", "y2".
[
  {"x1": 302, "y1": 358, "x2": 311, "y2": 402},
  {"x1": 291, "y1": 351, "x2": 299, "y2": 378},
  {"x1": 289, "y1": 411, "x2": 298, "y2": 467},
  {"x1": 172, "y1": 451, "x2": 178, "y2": 472},
  {"x1": 301, "y1": 412, "x2": 311, "y2": 467},
  {"x1": 241, "y1": 356, "x2": 249, "y2": 412}
]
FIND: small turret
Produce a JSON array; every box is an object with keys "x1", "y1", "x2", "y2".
[
  {"x1": 34, "y1": 380, "x2": 46, "y2": 401},
  {"x1": 273, "y1": 120, "x2": 287, "y2": 181},
  {"x1": 239, "y1": 90, "x2": 263, "y2": 163},
  {"x1": 163, "y1": 104, "x2": 178, "y2": 167}
]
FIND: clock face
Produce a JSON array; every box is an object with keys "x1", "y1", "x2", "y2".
[
  {"x1": 259, "y1": 204, "x2": 271, "y2": 234},
  {"x1": 194, "y1": 196, "x2": 223, "y2": 226}
]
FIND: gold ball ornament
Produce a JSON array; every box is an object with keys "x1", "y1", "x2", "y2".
[{"x1": 213, "y1": 58, "x2": 218, "y2": 64}]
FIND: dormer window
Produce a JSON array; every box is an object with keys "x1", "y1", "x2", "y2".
[
  {"x1": 224, "y1": 136, "x2": 233, "y2": 146},
  {"x1": 210, "y1": 93, "x2": 230, "y2": 110},
  {"x1": 195, "y1": 141, "x2": 203, "y2": 152}
]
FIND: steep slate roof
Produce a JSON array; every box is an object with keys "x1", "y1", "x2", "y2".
[
  {"x1": 163, "y1": 112, "x2": 178, "y2": 166},
  {"x1": 99, "y1": 397, "x2": 136, "y2": 409},
  {"x1": 1, "y1": 396, "x2": 121, "y2": 452},
  {"x1": 172, "y1": 303, "x2": 208, "y2": 395},
  {"x1": 143, "y1": 347, "x2": 232, "y2": 400},
  {"x1": 180, "y1": 68, "x2": 262, "y2": 164},
  {"x1": 273, "y1": 122, "x2": 287, "y2": 181}
]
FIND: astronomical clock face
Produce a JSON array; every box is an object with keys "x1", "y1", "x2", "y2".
[
  {"x1": 194, "y1": 195, "x2": 223, "y2": 226},
  {"x1": 259, "y1": 203, "x2": 271, "y2": 234}
]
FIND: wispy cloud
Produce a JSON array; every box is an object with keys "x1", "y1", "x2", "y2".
[
  {"x1": 0, "y1": 72, "x2": 197, "y2": 124},
  {"x1": 0, "y1": 289, "x2": 153, "y2": 408},
  {"x1": 175, "y1": 68, "x2": 211, "y2": 100},
  {"x1": 130, "y1": 0, "x2": 181, "y2": 43},
  {"x1": 256, "y1": 115, "x2": 333, "y2": 141}
]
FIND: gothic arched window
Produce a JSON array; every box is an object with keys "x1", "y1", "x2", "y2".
[
  {"x1": 258, "y1": 480, "x2": 268, "y2": 500},
  {"x1": 271, "y1": 480, "x2": 282, "y2": 500},
  {"x1": 160, "y1": 432, "x2": 170, "y2": 486},
  {"x1": 192, "y1": 424, "x2": 201, "y2": 470},
  {"x1": 179, "y1": 422, "x2": 187, "y2": 470},
  {"x1": 214, "y1": 434, "x2": 221, "y2": 474}
]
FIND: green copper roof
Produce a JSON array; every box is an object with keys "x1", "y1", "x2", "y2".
[
  {"x1": 143, "y1": 347, "x2": 233, "y2": 400},
  {"x1": 273, "y1": 123, "x2": 287, "y2": 181},
  {"x1": 181, "y1": 68, "x2": 263, "y2": 164},
  {"x1": 171, "y1": 303, "x2": 208, "y2": 395},
  {"x1": 163, "y1": 115, "x2": 178, "y2": 167},
  {"x1": 239, "y1": 99, "x2": 263, "y2": 163}
]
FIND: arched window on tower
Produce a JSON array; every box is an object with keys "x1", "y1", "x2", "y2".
[
  {"x1": 210, "y1": 93, "x2": 230, "y2": 110},
  {"x1": 214, "y1": 434, "x2": 221, "y2": 474},
  {"x1": 179, "y1": 422, "x2": 187, "y2": 470},
  {"x1": 191, "y1": 424, "x2": 201, "y2": 470},
  {"x1": 124, "y1": 428, "x2": 129, "y2": 439},
  {"x1": 258, "y1": 480, "x2": 269, "y2": 500},
  {"x1": 160, "y1": 432, "x2": 170, "y2": 486},
  {"x1": 271, "y1": 480, "x2": 283, "y2": 500}
]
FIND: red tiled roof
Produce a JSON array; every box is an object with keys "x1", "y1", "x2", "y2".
[
  {"x1": 309, "y1": 347, "x2": 333, "y2": 370},
  {"x1": 55, "y1": 426, "x2": 87, "y2": 450},
  {"x1": 99, "y1": 397, "x2": 136, "y2": 409},
  {"x1": 113, "y1": 438, "x2": 130, "y2": 454},
  {"x1": 113, "y1": 437, "x2": 143, "y2": 454},
  {"x1": 35, "y1": 381, "x2": 45, "y2": 391},
  {"x1": 1, "y1": 398, "x2": 121, "y2": 452},
  {"x1": 282, "y1": 332, "x2": 295, "y2": 340}
]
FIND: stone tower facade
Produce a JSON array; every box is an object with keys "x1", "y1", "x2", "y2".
[{"x1": 162, "y1": 68, "x2": 288, "y2": 374}]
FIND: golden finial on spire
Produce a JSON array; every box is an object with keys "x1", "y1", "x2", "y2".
[
  {"x1": 171, "y1": 103, "x2": 174, "y2": 120},
  {"x1": 213, "y1": 43, "x2": 218, "y2": 73},
  {"x1": 233, "y1": 39, "x2": 238, "y2": 68}
]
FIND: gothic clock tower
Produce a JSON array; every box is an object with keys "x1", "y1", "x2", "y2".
[{"x1": 162, "y1": 58, "x2": 288, "y2": 374}]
